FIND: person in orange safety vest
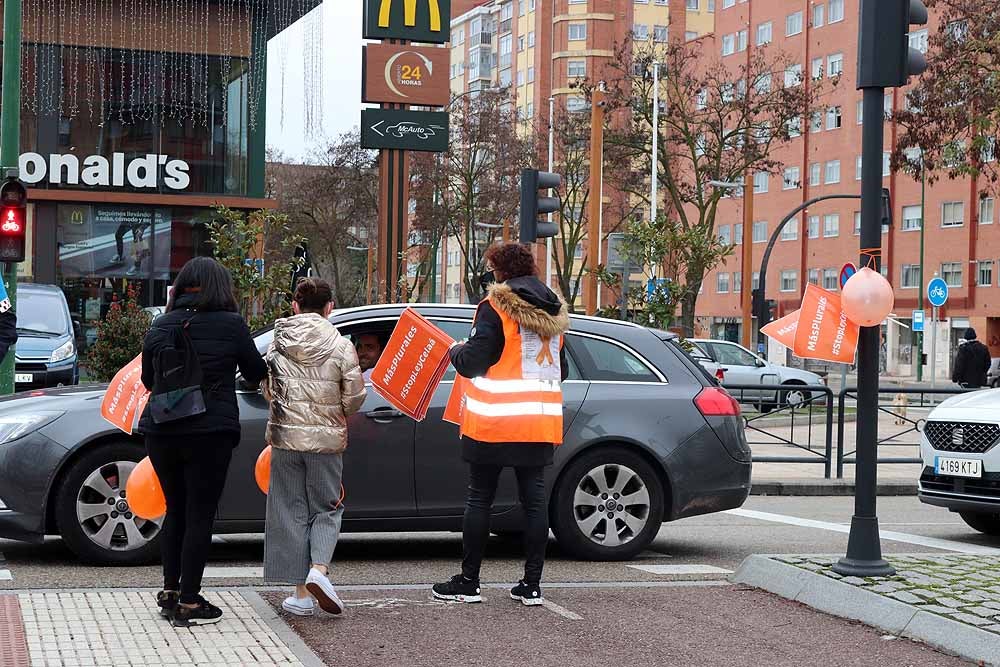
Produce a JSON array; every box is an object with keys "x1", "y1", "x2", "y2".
[{"x1": 433, "y1": 242, "x2": 569, "y2": 607}]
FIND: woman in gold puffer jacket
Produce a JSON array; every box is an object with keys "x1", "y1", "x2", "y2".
[{"x1": 262, "y1": 278, "x2": 366, "y2": 617}]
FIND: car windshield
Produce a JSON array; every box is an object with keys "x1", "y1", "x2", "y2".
[{"x1": 17, "y1": 292, "x2": 69, "y2": 336}]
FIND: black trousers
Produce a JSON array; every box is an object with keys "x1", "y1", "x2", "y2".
[
  {"x1": 146, "y1": 434, "x2": 235, "y2": 603},
  {"x1": 461, "y1": 463, "x2": 548, "y2": 585}
]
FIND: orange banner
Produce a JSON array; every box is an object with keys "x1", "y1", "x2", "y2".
[
  {"x1": 760, "y1": 309, "x2": 800, "y2": 349},
  {"x1": 442, "y1": 375, "x2": 469, "y2": 425},
  {"x1": 101, "y1": 354, "x2": 150, "y2": 435},
  {"x1": 370, "y1": 308, "x2": 455, "y2": 421},
  {"x1": 792, "y1": 285, "x2": 859, "y2": 364}
]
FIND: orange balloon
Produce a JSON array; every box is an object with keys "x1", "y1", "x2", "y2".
[
  {"x1": 126, "y1": 456, "x2": 166, "y2": 520},
  {"x1": 255, "y1": 446, "x2": 272, "y2": 495},
  {"x1": 842, "y1": 266, "x2": 895, "y2": 327}
]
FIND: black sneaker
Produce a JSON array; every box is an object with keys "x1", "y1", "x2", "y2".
[
  {"x1": 432, "y1": 574, "x2": 482, "y2": 603},
  {"x1": 171, "y1": 595, "x2": 223, "y2": 627},
  {"x1": 156, "y1": 590, "x2": 178, "y2": 619},
  {"x1": 510, "y1": 580, "x2": 544, "y2": 606}
]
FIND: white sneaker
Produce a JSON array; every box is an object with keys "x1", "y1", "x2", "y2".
[
  {"x1": 281, "y1": 595, "x2": 315, "y2": 616},
  {"x1": 305, "y1": 568, "x2": 346, "y2": 615}
]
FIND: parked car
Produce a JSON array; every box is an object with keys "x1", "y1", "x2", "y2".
[
  {"x1": 142, "y1": 306, "x2": 166, "y2": 323},
  {"x1": 0, "y1": 304, "x2": 751, "y2": 565},
  {"x1": 689, "y1": 338, "x2": 824, "y2": 410},
  {"x1": 918, "y1": 389, "x2": 1000, "y2": 535},
  {"x1": 988, "y1": 358, "x2": 1000, "y2": 388},
  {"x1": 14, "y1": 284, "x2": 79, "y2": 390}
]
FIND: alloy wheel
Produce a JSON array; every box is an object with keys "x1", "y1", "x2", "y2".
[
  {"x1": 572, "y1": 464, "x2": 651, "y2": 548},
  {"x1": 75, "y1": 460, "x2": 162, "y2": 552}
]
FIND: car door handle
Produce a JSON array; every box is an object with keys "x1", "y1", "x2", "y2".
[{"x1": 366, "y1": 408, "x2": 404, "y2": 420}]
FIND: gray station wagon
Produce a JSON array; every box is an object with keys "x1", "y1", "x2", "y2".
[{"x1": 0, "y1": 304, "x2": 751, "y2": 565}]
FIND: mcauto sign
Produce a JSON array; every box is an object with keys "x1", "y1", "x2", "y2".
[
  {"x1": 363, "y1": 44, "x2": 450, "y2": 106},
  {"x1": 18, "y1": 152, "x2": 191, "y2": 190},
  {"x1": 364, "y1": 0, "x2": 451, "y2": 44},
  {"x1": 362, "y1": 109, "x2": 449, "y2": 152}
]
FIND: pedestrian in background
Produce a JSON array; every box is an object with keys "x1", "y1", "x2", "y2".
[
  {"x1": 263, "y1": 278, "x2": 366, "y2": 616},
  {"x1": 433, "y1": 242, "x2": 569, "y2": 607},
  {"x1": 952, "y1": 327, "x2": 991, "y2": 388},
  {"x1": 140, "y1": 257, "x2": 268, "y2": 627}
]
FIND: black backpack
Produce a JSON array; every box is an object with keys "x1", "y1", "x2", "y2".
[{"x1": 148, "y1": 317, "x2": 207, "y2": 424}]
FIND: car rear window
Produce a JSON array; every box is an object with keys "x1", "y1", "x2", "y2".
[{"x1": 567, "y1": 334, "x2": 660, "y2": 383}]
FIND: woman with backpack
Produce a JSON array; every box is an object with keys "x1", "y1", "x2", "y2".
[
  {"x1": 262, "y1": 278, "x2": 366, "y2": 616},
  {"x1": 140, "y1": 256, "x2": 268, "y2": 627}
]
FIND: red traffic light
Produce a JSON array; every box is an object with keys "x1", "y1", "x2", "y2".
[{"x1": 0, "y1": 208, "x2": 22, "y2": 235}]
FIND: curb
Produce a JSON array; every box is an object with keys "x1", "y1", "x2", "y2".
[
  {"x1": 242, "y1": 589, "x2": 327, "y2": 667},
  {"x1": 750, "y1": 479, "x2": 917, "y2": 496},
  {"x1": 732, "y1": 555, "x2": 1000, "y2": 666}
]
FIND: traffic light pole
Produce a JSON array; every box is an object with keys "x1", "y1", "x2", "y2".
[{"x1": 0, "y1": 0, "x2": 21, "y2": 396}]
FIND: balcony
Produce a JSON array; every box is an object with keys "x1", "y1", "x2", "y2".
[
  {"x1": 499, "y1": 18, "x2": 512, "y2": 34},
  {"x1": 469, "y1": 32, "x2": 494, "y2": 48}
]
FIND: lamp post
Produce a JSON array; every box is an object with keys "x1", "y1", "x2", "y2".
[{"x1": 547, "y1": 95, "x2": 555, "y2": 290}]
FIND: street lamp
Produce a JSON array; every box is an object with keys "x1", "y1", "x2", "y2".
[{"x1": 710, "y1": 179, "x2": 753, "y2": 349}]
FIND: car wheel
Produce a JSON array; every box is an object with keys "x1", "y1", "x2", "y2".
[
  {"x1": 551, "y1": 447, "x2": 664, "y2": 561},
  {"x1": 959, "y1": 511, "x2": 1000, "y2": 536},
  {"x1": 780, "y1": 384, "x2": 810, "y2": 408},
  {"x1": 55, "y1": 442, "x2": 162, "y2": 565}
]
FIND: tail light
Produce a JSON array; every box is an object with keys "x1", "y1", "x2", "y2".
[{"x1": 695, "y1": 386, "x2": 741, "y2": 417}]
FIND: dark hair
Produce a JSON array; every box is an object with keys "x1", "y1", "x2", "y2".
[
  {"x1": 167, "y1": 257, "x2": 238, "y2": 313},
  {"x1": 293, "y1": 277, "x2": 334, "y2": 314},
  {"x1": 485, "y1": 242, "x2": 537, "y2": 281}
]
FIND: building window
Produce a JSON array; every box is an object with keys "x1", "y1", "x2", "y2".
[
  {"x1": 654, "y1": 25, "x2": 669, "y2": 42},
  {"x1": 786, "y1": 11, "x2": 803, "y2": 36},
  {"x1": 525, "y1": 102, "x2": 534, "y2": 119},
  {"x1": 979, "y1": 260, "x2": 994, "y2": 287},
  {"x1": 902, "y1": 205, "x2": 922, "y2": 231},
  {"x1": 828, "y1": 0, "x2": 844, "y2": 23},
  {"x1": 780, "y1": 270, "x2": 798, "y2": 292},
  {"x1": 783, "y1": 166, "x2": 800, "y2": 190},
  {"x1": 980, "y1": 197, "x2": 994, "y2": 225},
  {"x1": 823, "y1": 269, "x2": 838, "y2": 290},
  {"x1": 881, "y1": 151, "x2": 891, "y2": 177},
  {"x1": 756, "y1": 21, "x2": 772, "y2": 45},
  {"x1": 823, "y1": 213, "x2": 839, "y2": 237},
  {"x1": 857, "y1": 99, "x2": 864, "y2": 124},
  {"x1": 528, "y1": 31, "x2": 536, "y2": 47},
  {"x1": 787, "y1": 116, "x2": 802, "y2": 138},
  {"x1": 942, "y1": 262, "x2": 963, "y2": 287},
  {"x1": 753, "y1": 220, "x2": 768, "y2": 243},
  {"x1": 634, "y1": 24, "x2": 650, "y2": 41},
  {"x1": 824, "y1": 160, "x2": 840, "y2": 184},
  {"x1": 567, "y1": 96, "x2": 587, "y2": 113},
  {"x1": 687, "y1": 0, "x2": 699, "y2": 8},
  {"x1": 718, "y1": 224, "x2": 731, "y2": 245},
  {"x1": 856, "y1": 155, "x2": 863, "y2": 180},
  {"x1": 568, "y1": 23, "x2": 587, "y2": 41},
  {"x1": 717, "y1": 273, "x2": 730, "y2": 293},
  {"x1": 722, "y1": 33, "x2": 735, "y2": 55},
  {"x1": 518, "y1": 36, "x2": 525, "y2": 52},
  {"x1": 827, "y1": 53, "x2": 843, "y2": 77},
  {"x1": 785, "y1": 63, "x2": 802, "y2": 87},
  {"x1": 808, "y1": 269, "x2": 819, "y2": 285},
  {"x1": 826, "y1": 106, "x2": 842, "y2": 130},
  {"x1": 809, "y1": 163, "x2": 821, "y2": 186},
  {"x1": 734, "y1": 272, "x2": 742, "y2": 292},
  {"x1": 685, "y1": 31, "x2": 699, "y2": 41},
  {"x1": 811, "y1": 58, "x2": 824, "y2": 80},
  {"x1": 810, "y1": 111, "x2": 823, "y2": 133},
  {"x1": 519, "y1": 0, "x2": 525, "y2": 15},
  {"x1": 901, "y1": 264, "x2": 921, "y2": 289},
  {"x1": 781, "y1": 218, "x2": 798, "y2": 241},
  {"x1": 737, "y1": 29, "x2": 748, "y2": 52},
  {"x1": 734, "y1": 223, "x2": 743, "y2": 245},
  {"x1": 909, "y1": 29, "x2": 928, "y2": 54},
  {"x1": 527, "y1": 67, "x2": 535, "y2": 83},
  {"x1": 754, "y1": 72, "x2": 772, "y2": 94},
  {"x1": 723, "y1": 0, "x2": 735, "y2": 7},
  {"x1": 568, "y1": 60, "x2": 585, "y2": 78},
  {"x1": 752, "y1": 272, "x2": 760, "y2": 289},
  {"x1": 708, "y1": 0, "x2": 715, "y2": 9},
  {"x1": 942, "y1": 201, "x2": 964, "y2": 228},
  {"x1": 517, "y1": 70, "x2": 525, "y2": 86},
  {"x1": 569, "y1": 0, "x2": 587, "y2": 3},
  {"x1": 813, "y1": 3, "x2": 825, "y2": 28},
  {"x1": 854, "y1": 211, "x2": 861, "y2": 235},
  {"x1": 753, "y1": 171, "x2": 769, "y2": 194}
]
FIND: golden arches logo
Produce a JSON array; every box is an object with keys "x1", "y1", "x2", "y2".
[{"x1": 377, "y1": 0, "x2": 442, "y2": 33}]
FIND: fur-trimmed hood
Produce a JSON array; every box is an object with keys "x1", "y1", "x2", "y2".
[{"x1": 488, "y1": 276, "x2": 570, "y2": 338}]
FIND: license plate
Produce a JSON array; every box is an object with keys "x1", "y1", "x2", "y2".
[
  {"x1": 14, "y1": 373, "x2": 32, "y2": 384},
  {"x1": 935, "y1": 457, "x2": 982, "y2": 478}
]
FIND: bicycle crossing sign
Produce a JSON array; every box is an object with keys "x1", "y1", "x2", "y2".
[{"x1": 927, "y1": 277, "x2": 949, "y2": 308}]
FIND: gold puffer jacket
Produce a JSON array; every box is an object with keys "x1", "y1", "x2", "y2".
[{"x1": 264, "y1": 313, "x2": 366, "y2": 454}]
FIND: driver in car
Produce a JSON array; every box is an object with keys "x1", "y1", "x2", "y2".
[{"x1": 355, "y1": 333, "x2": 383, "y2": 383}]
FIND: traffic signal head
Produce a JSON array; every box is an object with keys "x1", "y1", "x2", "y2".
[
  {"x1": 519, "y1": 168, "x2": 561, "y2": 244},
  {"x1": 857, "y1": 0, "x2": 928, "y2": 89},
  {"x1": 0, "y1": 178, "x2": 27, "y2": 264}
]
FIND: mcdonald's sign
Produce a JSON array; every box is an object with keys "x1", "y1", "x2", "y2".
[{"x1": 363, "y1": 0, "x2": 451, "y2": 44}]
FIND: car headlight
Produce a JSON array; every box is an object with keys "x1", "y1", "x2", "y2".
[
  {"x1": 0, "y1": 411, "x2": 64, "y2": 445},
  {"x1": 50, "y1": 340, "x2": 75, "y2": 363}
]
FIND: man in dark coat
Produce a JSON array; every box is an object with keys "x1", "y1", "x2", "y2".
[{"x1": 952, "y1": 327, "x2": 992, "y2": 388}]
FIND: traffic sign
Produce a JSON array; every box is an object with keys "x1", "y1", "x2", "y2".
[
  {"x1": 361, "y1": 109, "x2": 449, "y2": 152},
  {"x1": 912, "y1": 309, "x2": 924, "y2": 332},
  {"x1": 927, "y1": 277, "x2": 949, "y2": 307},
  {"x1": 647, "y1": 278, "x2": 669, "y2": 299},
  {"x1": 364, "y1": 0, "x2": 451, "y2": 44},
  {"x1": 839, "y1": 262, "x2": 857, "y2": 289}
]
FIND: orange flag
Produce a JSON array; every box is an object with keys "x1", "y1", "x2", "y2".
[
  {"x1": 792, "y1": 284, "x2": 859, "y2": 364},
  {"x1": 760, "y1": 309, "x2": 800, "y2": 348},
  {"x1": 101, "y1": 354, "x2": 150, "y2": 435}
]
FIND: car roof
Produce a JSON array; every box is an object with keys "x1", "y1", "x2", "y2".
[
  {"x1": 17, "y1": 283, "x2": 64, "y2": 294},
  {"x1": 333, "y1": 302, "x2": 649, "y2": 330}
]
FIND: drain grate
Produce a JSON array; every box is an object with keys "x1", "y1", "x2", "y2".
[{"x1": 0, "y1": 595, "x2": 30, "y2": 667}]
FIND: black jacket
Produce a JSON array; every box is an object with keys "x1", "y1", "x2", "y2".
[
  {"x1": 139, "y1": 296, "x2": 268, "y2": 438},
  {"x1": 952, "y1": 339, "x2": 991, "y2": 388},
  {"x1": 450, "y1": 276, "x2": 570, "y2": 466}
]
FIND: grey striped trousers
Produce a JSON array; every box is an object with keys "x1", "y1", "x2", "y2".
[{"x1": 263, "y1": 447, "x2": 344, "y2": 584}]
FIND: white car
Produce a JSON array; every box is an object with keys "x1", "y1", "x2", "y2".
[
  {"x1": 918, "y1": 389, "x2": 1000, "y2": 535},
  {"x1": 689, "y1": 338, "x2": 825, "y2": 410}
]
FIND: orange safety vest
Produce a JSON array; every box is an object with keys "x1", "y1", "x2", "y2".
[{"x1": 459, "y1": 299, "x2": 564, "y2": 445}]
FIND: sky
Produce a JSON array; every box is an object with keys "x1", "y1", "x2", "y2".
[{"x1": 266, "y1": 0, "x2": 365, "y2": 162}]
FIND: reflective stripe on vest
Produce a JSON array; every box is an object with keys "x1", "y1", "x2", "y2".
[{"x1": 458, "y1": 298, "x2": 564, "y2": 445}]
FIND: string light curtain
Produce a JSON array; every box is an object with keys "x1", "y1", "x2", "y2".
[{"x1": 20, "y1": 0, "x2": 323, "y2": 136}]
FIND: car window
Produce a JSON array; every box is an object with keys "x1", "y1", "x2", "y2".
[
  {"x1": 711, "y1": 343, "x2": 758, "y2": 367},
  {"x1": 568, "y1": 334, "x2": 660, "y2": 383},
  {"x1": 430, "y1": 319, "x2": 474, "y2": 381}
]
